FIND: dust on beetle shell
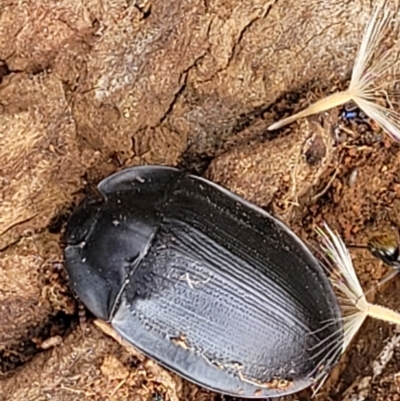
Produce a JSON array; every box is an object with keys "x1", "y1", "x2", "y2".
[{"x1": 237, "y1": 372, "x2": 293, "y2": 392}]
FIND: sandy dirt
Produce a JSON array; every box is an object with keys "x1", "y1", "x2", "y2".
[{"x1": 1, "y1": 0, "x2": 400, "y2": 400}]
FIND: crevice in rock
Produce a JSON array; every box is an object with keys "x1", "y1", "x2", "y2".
[{"x1": 0, "y1": 310, "x2": 78, "y2": 378}]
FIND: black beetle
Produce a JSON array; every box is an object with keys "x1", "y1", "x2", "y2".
[{"x1": 64, "y1": 165, "x2": 343, "y2": 398}]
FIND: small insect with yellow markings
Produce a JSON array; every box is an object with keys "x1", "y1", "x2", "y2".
[
  {"x1": 367, "y1": 232, "x2": 400, "y2": 269},
  {"x1": 348, "y1": 231, "x2": 400, "y2": 290}
]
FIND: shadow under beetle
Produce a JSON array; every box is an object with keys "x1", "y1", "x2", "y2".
[{"x1": 64, "y1": 165, "x2": 343, "y2": 398}]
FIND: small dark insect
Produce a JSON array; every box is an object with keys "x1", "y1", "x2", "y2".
[
  {"x1": 348, "y1": 232, "x2": 400, "y2": 291},
  {"x1": 367, "y1": 233, "x2": 400, "y2": 269},
  {"x1": 340, "y1": 102, "x2": 369, "y2": 124},
  {"x1": 342, "y1": 109, "x2": 359, "y2": 120},
  {"x1": 349, "y1": 232, "x2": 400, "y2": 270},
  {"x1": 63, "y1": 165, "x2": 344, "y2": 399},
  {"x1": 267, "y1": 4, "x2": 400, "y2": 143}
]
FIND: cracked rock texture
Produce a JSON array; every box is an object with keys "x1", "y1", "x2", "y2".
[{"x1": 3, "y1": 1, "x2": 400, "y2": 401}]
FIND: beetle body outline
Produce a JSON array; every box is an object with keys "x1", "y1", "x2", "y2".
[{"x1": 64, "y1": 165, "x2": 344, "y2": 398}]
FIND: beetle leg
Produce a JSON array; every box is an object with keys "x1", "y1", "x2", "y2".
[{"x1": 78, "y1": 303, "x2": 89, "y2": 333}]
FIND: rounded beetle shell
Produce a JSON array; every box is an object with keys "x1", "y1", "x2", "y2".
[{"x1": 64, "y1": 165, "x2": 343, "y2": 398}]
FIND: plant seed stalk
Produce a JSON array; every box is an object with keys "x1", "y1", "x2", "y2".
[
  {"x1": 363, "y1": 301, "x2": 400, "y2": 325},
  {"x1": 267, "y1": 91, "x2": 352, "y2": 131}
]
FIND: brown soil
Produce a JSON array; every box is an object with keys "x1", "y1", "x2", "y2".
[{"x1": 1, "y1": 1, "x2": 400, "y2": 401}]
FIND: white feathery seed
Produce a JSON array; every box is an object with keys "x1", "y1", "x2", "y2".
[
  {"x1": 268, "y1": 1, "x2": 400, "y2": 141},
  {"x1": 316, "y1": 222, "x2": 400, "y2": 354},
  {"x1": 309, "y1": 222, "x2": 400, "y2": 396}
]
